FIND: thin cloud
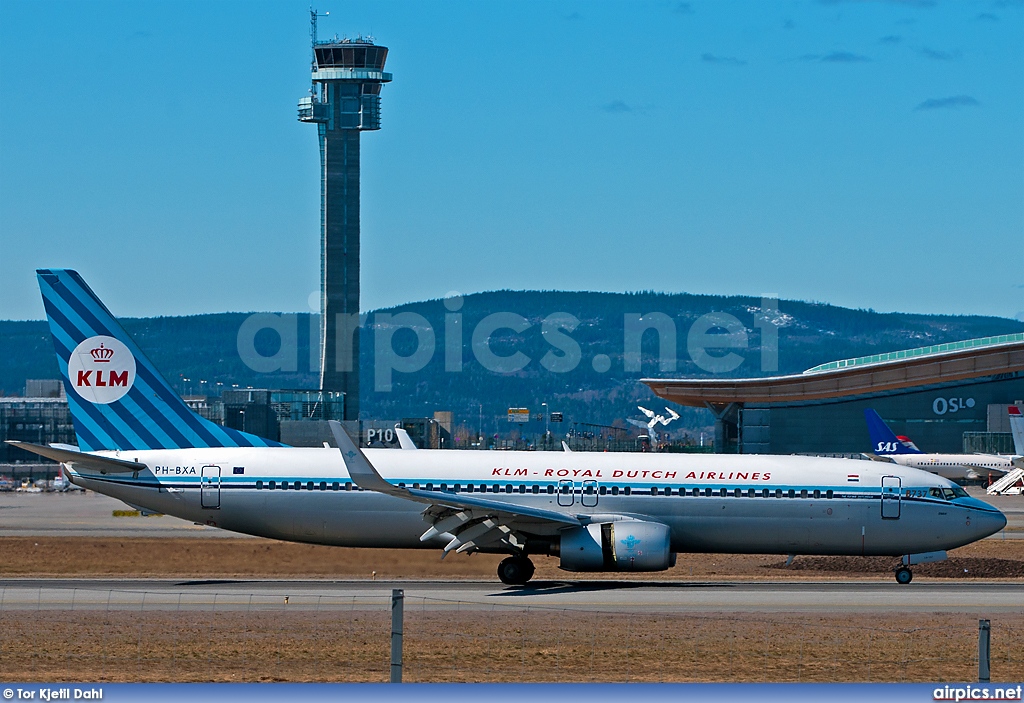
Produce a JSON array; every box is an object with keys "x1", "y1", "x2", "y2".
[
  {"x1": 918, "y1": 47, "x2": 960, "y2": 60},
  {"x1": 975, "y1": 12, "x2": 999, "y2": 21},
  {"x1": 879, "y1": 35, "x2": 902, "y2": 44},
  {"x1": 674, "y1": 2, "x2": 694, "y2": 14},
  {"x1": 702, "y1": 53, "x2": 747, "y2": 66},
  {"x1": 783, "y1": 18, "x2": 796, "y2": 29},
  {"x1": 601, "y1": 100, "x2": 632, "y2": 113},
  {"x1": 801, "y1": 51, "x2": 872, "y2": 63},
  {"x1": 914, "y1": 95, "x2": 980, "y2": 111}
]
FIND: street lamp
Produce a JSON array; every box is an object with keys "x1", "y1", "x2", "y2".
[{"x1": 542, "y1": 402, "x2": 550, "y2": 449}]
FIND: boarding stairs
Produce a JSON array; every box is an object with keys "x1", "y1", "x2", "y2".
[{"x1": 987, "y1": 468, "x2": 1024, "y2": 495}]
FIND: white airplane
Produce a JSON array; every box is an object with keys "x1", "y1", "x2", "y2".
[
  {"x1": 8, "y1": 269, "x2": 1007, "y2": 586},
  {"x1": 864, "y1": 409, "x2": 1018, "y2": 481}
]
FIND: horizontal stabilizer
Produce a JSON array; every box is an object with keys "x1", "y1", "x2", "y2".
[{"x1": 4, "y1": 441, "x2": 146, "y2": 474}]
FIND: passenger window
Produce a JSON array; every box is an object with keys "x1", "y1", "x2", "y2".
[
  {"x1": 453, "y1": 484, "x2": 460, "y2": 492},
  {"x1": 319, "y1": 481, "x2": 326, "y2": 491},
  {"x1": 547, "y1": 485, "x2": 554, "y2": 494},
  {"x1": 307, "y1": 481, "x2": 314, "y2": 491},
  {"x1": 733, "y1": 488, "x2": 741, "y2": 498},
  {"x1": 651, "y1": 487, "x2": 658, "y2": 496},
  {"x1": 295, "y1": 481, "x2": 302, "y2": 490},
  {"x1": 599, "y1": 486, "x2": 607, "y2": 495},
  {"x1": 719, "y1": 488, "x2": 727, "y2": 498},
  {"x1": 441, "y1": 484, "x2": 448, "y2": 492},
  {"x1": 532, "y1": 485, "x2": 539, "y2": 494},
  {"x1": 281, "y1": 482, "x2": 287, "y2": 491},
  {"x1": 813, "y1": 490, "x2": 820, "y2": 499},
  {"x1": 493, "y1": 484, "x2": 500, "y2": 493},
  {"x1": 332, "y1": 482, "x2": 339, "y2": 491},
  {"x1": 705, "y1": 488, "x2": 713, "y2": 497},
  {"x1": 826, "y1": 490, "x2": 833, "y2": 499},
  {"x1": 345, "y1": 482, "x2": 352, "y2": 491},
  {"x1": 624, "y1": 487, "x2": 632, "y2": 495},
  {"x1": 519, "y1": 485, "x2": 526, "y2": 494},
  {"x1": 800, "y1": 489, "x2": 808, "y2": 499},
  {"x1": 256, "y1": 480, "x2": 263, "y2": 490},
  {"x1": 480, "y1": 484, "x2": 487, "y2": 493},
  {"x1": 506, "y1": 485, "x2": 513, "y2": 493},
  {"x1": 775, "y1": 489, "x2": 782, "y2": 498},
  {"x1": 788, "y1": 489, "x2": 795, "y2": 498},
  {"x1": 761, "y1": 488, "x2": 769, "y2": 498},
  {"x1": 426, "y1": 483, "x2": 433, "y2": 491},
  {"x1": 611, "y1": 486, "x2": 619, "y2": 495},
  {"x1": 269, "y1": 480, "x2": 275, "y2": 490}
]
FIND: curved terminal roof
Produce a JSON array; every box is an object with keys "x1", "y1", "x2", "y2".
[{"x1": 643, "y1": 334, "x2": 1024, "y2": 408}]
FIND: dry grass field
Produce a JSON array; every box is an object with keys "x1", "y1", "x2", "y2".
[
  {"x1": 3, "y1": 536, "x2": 1022, "y2": 682},
  {"x1": 3, "y1": 609, "x2": 1022, "y2": 683},
  {"x1": 1, "y1": 536, "x2": 1023, "y2": 580}
]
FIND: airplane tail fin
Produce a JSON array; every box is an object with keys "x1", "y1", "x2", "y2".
[
  {"x1": 36, "y1": 269, "x2": 284, "y2": 451},
  {"x1": 864, "y1": 409, "x2": 921, "y2": 455},
  {"x1": 1009, "y1": 405, "x2": 1024, "y2": 456}
]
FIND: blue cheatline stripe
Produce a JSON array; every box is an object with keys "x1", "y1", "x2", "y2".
[
  {"x1": 50, "y1": 336, "x2": 139, "y2": 451},
  {"x1": 48, "y1": 274, "x2": 227, "y2": 448}
]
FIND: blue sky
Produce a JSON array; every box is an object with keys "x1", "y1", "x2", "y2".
[{"x1": 1, "y1": 0, "x2": 1022, "y2": 321}]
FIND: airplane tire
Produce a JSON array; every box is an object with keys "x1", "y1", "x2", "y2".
[
  {"x1": 895, "y1": 567, "x2": 913, "y2": 585},
  {"x1": 497, "y1": 556, "x2": 535, "y2": 585}
]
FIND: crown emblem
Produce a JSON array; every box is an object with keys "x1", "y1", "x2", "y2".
[{"x1": 89, "y1": 343, "x2": 114, "y2": 362}]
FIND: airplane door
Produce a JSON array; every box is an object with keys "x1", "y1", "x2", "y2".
[
  {"x1": 557, "y1": 479, "x2": 575, "y2": 507},
  {"x1": 201, "y1": 465, "x2": 221, "y2": 509},
  {"x1": 881, "y1": 476, "x2": 901, "y2": 520},
  {"x1": 581, "y1": 480, "x2": 598, "y2": 508}
]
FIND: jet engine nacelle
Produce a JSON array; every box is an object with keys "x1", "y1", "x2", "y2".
[{"x1": 558, "y1": 520, "x2": 672, "y2": 572}]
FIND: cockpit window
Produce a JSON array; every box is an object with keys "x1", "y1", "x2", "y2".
[
  {"x1": 948, "y1": 486, "x2": 969, "y2": 499},
  {"x1": 928, "y1": 487, "x2": 945, "y2": 500}
]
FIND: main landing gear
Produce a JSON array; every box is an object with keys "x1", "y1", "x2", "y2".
[
  {"x1": 894, "y1": 567, "x2": 913, "y2": 585},
  {"x1": 497, "y1": 556, "x2": 536, "y2": 585}
]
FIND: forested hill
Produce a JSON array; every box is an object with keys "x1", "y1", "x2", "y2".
[{"x1": 3, "y1": 290, "x2": 1022, "y2": 434}]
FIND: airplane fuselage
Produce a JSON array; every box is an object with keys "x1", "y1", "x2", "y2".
[
  {"x1": 885, "y1": 454, "x2": 1016, "y2": 481},
  {"x1": 66, "y1": 448, "x2": 1005, "y2": 558}
]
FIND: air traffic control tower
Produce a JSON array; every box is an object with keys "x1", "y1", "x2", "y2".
[{"x1": 298, "y1": 17, "x2": 391, "y2": 421}]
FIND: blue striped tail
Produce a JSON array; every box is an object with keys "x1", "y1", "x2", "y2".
[{"x1": 36, "y1": 268, "x2": 285, "y2": 451}]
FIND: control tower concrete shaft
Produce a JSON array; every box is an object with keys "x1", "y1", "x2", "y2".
[{"x1": 298, "y1": 35, "x2": 391, "y2": 421}]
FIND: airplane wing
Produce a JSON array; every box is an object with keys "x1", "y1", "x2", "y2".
[
  {"x1": 4, "y1": 441, "x2": 147, "y2": 474},
  {"x1": 395, "y1": 427, "x2": 418, "y2": 450},
  {"x1": 329, "y1": 422, "x2": 582, "y2": 558},
  {"x1": 960, "y1": 462, "x2": 1008, "y2": 476},
  {"x1": 861, "y1": 452, "x2": 896, "y2": 463}
]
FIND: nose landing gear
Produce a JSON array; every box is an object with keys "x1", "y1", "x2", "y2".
[
  {"x1": 894, "y1": 567, "x2": 913, "y2": 584},
  {"x1": 497, "y1": 556, "x2": 536, "y2": 585}
]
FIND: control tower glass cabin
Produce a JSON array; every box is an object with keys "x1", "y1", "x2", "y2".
[{"x1": 298, "y1": 40, "x2": 391, "y2": 421}]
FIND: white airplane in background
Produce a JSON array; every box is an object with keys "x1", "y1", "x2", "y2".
[
  {"x1": 864, "y1": 409, "x2": 1019, "y2": 482},
  {"x1": 8, "y1": 269, "x2": 1007, "y2": 586}
]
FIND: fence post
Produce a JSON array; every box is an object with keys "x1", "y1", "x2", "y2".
[
  {"x1": 391, "y1": 589, "x2": 404, "y2": 683},
  {"x1": 978, "y1": 619, "x2": 990, "y2": 683}
]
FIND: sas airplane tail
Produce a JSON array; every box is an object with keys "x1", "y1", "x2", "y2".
[
  {"x1": 864, "y1": 408, "x2": 922, "y2": 455},
  {"x1": 1009, "y1": 405, "x2": 1024, "y2": 456},
  {"x1": 36, "y1": 269, "x2": 284, "y2": 451}
]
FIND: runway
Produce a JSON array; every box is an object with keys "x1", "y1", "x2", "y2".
[{"x1": 1, "y1": 578, "x2": 1020, "y2": 613}]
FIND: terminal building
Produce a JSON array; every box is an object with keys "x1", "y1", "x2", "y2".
[{"x1": 645, "y1": 334, "x2": 1024, "y2": 455}]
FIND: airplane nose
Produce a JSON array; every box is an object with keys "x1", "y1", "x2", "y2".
[{"x1": 972, "y1": 507, "x2": 1007, "y2": 539}]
